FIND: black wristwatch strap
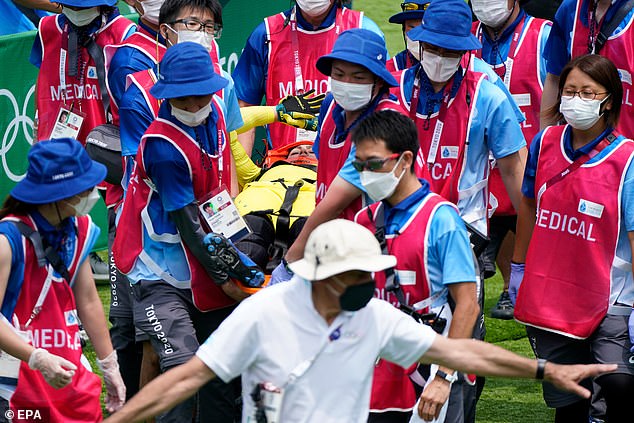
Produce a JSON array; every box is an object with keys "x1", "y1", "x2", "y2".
[
  {"x1": 536, "y1": 359, "x2": 547, "y2": 380},
  {"x1": 435, "y1": 369, "x2": 457, "y2": 384}
]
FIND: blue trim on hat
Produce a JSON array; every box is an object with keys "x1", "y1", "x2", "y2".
[{"x1": 55, "y1": 0, "x2": 116, "y2": 6}]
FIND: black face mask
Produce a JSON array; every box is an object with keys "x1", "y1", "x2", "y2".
[{"x1": 333, "y1": 278, "x2": 376, "y2": 311}]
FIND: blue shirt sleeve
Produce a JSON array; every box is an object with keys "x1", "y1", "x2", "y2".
[
  {"x1": 472, "y1": 57, "x2": 524, "y2": 123},
  {"x1": 144, "y1": 139, "x2": 196, "y2": 212},
  {"x1": 360, "y1": 16, "x2": 384, "y2": 39},
  {"x1": 30, "y1": 32, "x2": 43, "y2": 68},
  {"x1": 427, "y1": 205, "x2": 477, "y2": 285},
  {"x1": 119, "y1": 83, "x2": 156, "y2": 158},
  {"x1": 338, "y1": 143, "x2": 363, "y2": 190},
  {"x1": 107, "y1": 47, "x2": 155, "y2": 109},
  {"x1": 521, "y1": 130, "x2": 545, "y2": 198},
  {"x1": 622, "y1": 158, "x2": 634, "y2": 231},
  {"x1": 479, "y1": 80, "x2": 527, "y2": 159},
  {"x1": 0, "y1": 223, "x2": 25, "y2": 320},
  {"x1": 538, "y1": 21, "x2": 552, "y2": 85},
  {"x1": 544, "y1": 0, "x2": 575, "y2": 76},
  {"x1": 232, "y1": 21, "x2": 268, "y2": 105},
  {"x1": 220, "y1": 71, "x2": 245, "y2": 132}
]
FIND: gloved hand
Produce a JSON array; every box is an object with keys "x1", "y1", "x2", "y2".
[
  {"x1": 28, "y1": 348, "x2": 77, "y2": 389},
  {"x1": 270, "y1": 261, "x2": 294, "y2": 286},
  {"x1": 276, "y1": 90, "x2": 325, "y2": 131},
  {"x1": 96, "y1": 351, "x2": 126, "y2": 413},
  {"x1": 204, "y1": 233, "x2": 264, "y2": 287},
  {"x1": 629, "y1": 309, "x2": 634, "y2": 353},
  {"x1": 508, "y1": 262, "x2": 525, "y2": 306}
]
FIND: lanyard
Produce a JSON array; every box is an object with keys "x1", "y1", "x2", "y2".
[
  {"x1": 587, "y1": 0, "x2": 607, "y2": 53},
  {"x1": 289, "y1": 7, "x2": 305, "y2": 95},
  {"x1": 24, "y1": 267, "x2": 54, "y2": 328},
  {"x1": 60, "y1": 24, "x2": 87, "y2": 111},
  {"x1": 475, "y1": 16, "x2": 526, "y2": 85},
  {"x1": 196, "y1": 122, "x2": 225, "y2": 185},
  {"x1": 537, "y1": 131, "x2": 616, "y2": 206}
]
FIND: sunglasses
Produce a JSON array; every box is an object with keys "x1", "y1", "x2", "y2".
[
  {"x1": 401, "y1": 2, "x2": 429, "y2": 12},
  {"x1": 352, "y1": 153, "x2": 400, "y2": 172}
]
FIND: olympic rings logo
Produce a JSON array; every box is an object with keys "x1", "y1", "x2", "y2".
[{"x1": 0, "y1": 85, "x2": 35, "y2": 182}]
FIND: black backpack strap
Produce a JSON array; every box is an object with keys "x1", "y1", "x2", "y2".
[
  {"x1": 596, "y1": 0, "x2": 634, "y2": 53},
  {"x1": 267, "y1": 180, "x2": 304, "y2": 272},
  {"x1": 12, "y1": 222, "x2": 71, "y2": 282}
]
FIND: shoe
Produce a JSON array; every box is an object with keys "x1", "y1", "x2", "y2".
[
  {"x1": 89, "y1": 252, "x2": 109, "y2": 281},
  {"x1": 490, "y1": 291, "x2": 514, "y2": 320},
  {"x1": 204, "y1": 233, "x2": 265, "y2": 288}
]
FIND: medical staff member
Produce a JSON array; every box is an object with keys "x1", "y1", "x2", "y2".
[
  {"x1": 386, "y1": 0, "x2": 429, "y2": 73},
  {"x1": 232, "y1": 0, "x2": 383, "y2": 152},
  {"x1": 540, "y1": 0, "x2": 634, "y2": 137},
  {"x1": 470, "y1": 0, "x2": 551, "y2": 320},
  {"x1": 113, "y1": 43, "x2": 250, "y2": 422},
  {"x1": 352, "y1": 111, "x2": 478, "y2": 423},
  {"x1": 511, "y1": 54, "x2": 634, "y2": 423},
  {"x1": 103, "y1": 218, "x2": 616, "y2": 423},
  {"x1": 0, "y1": 138, "x2": 125, "y2": 422}
]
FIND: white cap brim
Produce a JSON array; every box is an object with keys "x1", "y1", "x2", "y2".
[{"x1": 288, "y1": 254, "x2": 397, "y2": 281}]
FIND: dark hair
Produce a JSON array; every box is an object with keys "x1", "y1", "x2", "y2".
[
  {"x1": 159, "y1": 0, "x2": 223, "y2": 26},
  {"x1": 0, "y1": 196, "x2": 37, "y2": 220},
  {"x1": 351, "y1": 110, "x2": 419, "y2": 171},
  {"x1": 544, "y1": 54, "x2": 622, "y2": 128}
]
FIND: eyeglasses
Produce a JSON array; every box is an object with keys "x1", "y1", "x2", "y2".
[
  {"x1": 560, "y1": 89, "x2": 609, "y2": 101},
  {"x1": 170, "y1": 18, "x2": 222, "y2": 37},
  {"x1": 352, "y1": 153, "x2": 400, "y2": 172},
  {"x1": 422, "y1": 43, "x2": 464, "y2": 58},
  {"x1": 401, "y1": 2, "x2": 429, "y2": 12}
]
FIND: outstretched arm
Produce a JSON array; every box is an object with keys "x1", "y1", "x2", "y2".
[{"x1": 104, "y1": 356, "x2": 215, "y2": 423}]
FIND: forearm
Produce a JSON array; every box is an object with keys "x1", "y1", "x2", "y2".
[
  {"x1": 105, "y1": 357, "x2": 214, "y2": 423},
  {"x1": 237, "y1": 106, "x2": 277, "y2": 134},
  {"x1": 540, "y1": 74, "x2": 560, "y2": 129},
  {"x1": 285, "y1": 177, "x2": 361, "y2": 262},
  {"x1": 0, "y1": 326, "x2": 35, "y2": 363},
  {"x1": 497, "y1": 149, "x2": 527, "y2": 213},
  {"x1": 237, "y1": 100, "x2": 256, "y2": 155},
  {"x1": 512, "y1": 196, "x2": 537, "y2": 263},
  {"x1": 439, "y1": 285, "x2": 479, "y2": 375},
  {"x1": 14, "y1": 0, "x2": 61, "y2": 12},
  {"x1": 230, "y1": 131, "x2": 261, "y2": 186}
]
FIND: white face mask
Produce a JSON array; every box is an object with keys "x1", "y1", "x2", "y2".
[
  {"x1": 422, "y1": 50, "x2": 462, "y2": 83},
  {"x1": 171, "y1": 102, "x2": 212, "y2": 127},
  {"x1": 330, "y1": 79, "x2": 374, "y2": 111},
  {"x1": 166, "y1": 26, "x2": 213, "y2": 52},
  {"x1": 360, "y1": 156, "x2": 406, "y2": 202},
  {"x1": 296, "y1": 0, "x2": 332, "y2": 17},
  {"x1": 406, "y1": 34, "x2": 422, "y2": 61},
  {"x1": 559, "y1": 95, "x2": 610, "y2": 130},
  {"x1": 137, "y1": 0, "x2": 164, "y2": 25},
  {"x1": 63, "y1": 6, "x2": 101, "y2": 27},
  {"x1": 66, "y1": 187, "x2": 100, "y2": 216},
  {"x1": 472, "y1": 0, "x2": 514, "y2": 29}
]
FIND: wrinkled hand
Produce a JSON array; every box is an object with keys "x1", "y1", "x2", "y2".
[
  {"x1": 508, "y1": 262, "x2": 525, "y2": 306},
  {"x1": 97, "y1": 351, "x2": 126, "y2": 413},
  {"x1": 28, "y1": 348, "x2": 77, "y2": 389},
  {"x1": 270, "y1": 262, "x2": 293, "y2": 286},
  {"x1": 545, "y1": 362, "x2": 617, "y2": 399},
  {"x1": 417, "y1": 377, "x2": 451, "y2": 421},
  {"x1": 629, "y1": 310, "x2": 634, "y2": 353}
]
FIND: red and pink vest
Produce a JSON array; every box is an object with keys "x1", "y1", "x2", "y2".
[
  {"x1": 114, "y1": 102, "x2": 235, "y2": 312},
  {"x1": 473, "y1": 16, "x2": 550, "y2": 215},
  {"x1": 515, "y1": 125, "x2": 634, "y2": 338},
  {"x1": 356, "y1": 193, "x2": 454, "y2": 412},
  {"x1": 400, "y1": 67, "x2": 488, "y2": 208},
  {"x1": 3, "y1": 215, "x2": 102, "y2": 422},
  {"x1": 104, "y1": 27, "x2": 166, "y2": 126},
  {"x1": 316, "y1": 95, "x2": 405, "y2": 221},
  {"x1": 264, "y1": 8, "x2": 362, "y2": 148},
  {"x1": 35, "y1": 14, "x2": 134, "y2": 143},
  {"x1": 570, "y1": 0, "x2": 634, "y2": 138}
]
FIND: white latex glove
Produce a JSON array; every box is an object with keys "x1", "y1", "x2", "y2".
[
  {"x1": 28, "y1": 348, "x2": 77, "y2": 389},
  {"x1": 97, "y1": 351, "x2": 126, "y2": 413}
]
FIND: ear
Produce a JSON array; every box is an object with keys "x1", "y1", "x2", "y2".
[{"x1": 402, "y1": 150, "x2": 414, "y2": 171}]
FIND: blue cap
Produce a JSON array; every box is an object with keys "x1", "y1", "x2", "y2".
[
  {"x1": 408, "y1": 0, "x2": 482, "y2": 51},
  {"x1": 54, "y1": 0, "x2": 116, "y2": 6},
  {"x1": 389, "y1": 1, "x2": 430, "y2": 24},
  {"x1": 150, "y1": 42, "x2": 229, "y2": 99},
  {"x1": 11, "y1": 138, "x2": 107, "y2": 204},
  {"x1": 316, "y1": 29, "x2": 398, "y2": 87}
]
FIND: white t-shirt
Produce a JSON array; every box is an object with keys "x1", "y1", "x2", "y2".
[{"x1": 196, "y1": 276, "x2": 437, "y2": 423}]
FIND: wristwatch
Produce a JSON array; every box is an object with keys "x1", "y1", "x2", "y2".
[{"x1": 435, "y1": 370, "x2": 458, "y2": 384}]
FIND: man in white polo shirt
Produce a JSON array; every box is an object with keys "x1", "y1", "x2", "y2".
[{"x1": 104, "y1": 220, "x2": 616, "y2": 423}]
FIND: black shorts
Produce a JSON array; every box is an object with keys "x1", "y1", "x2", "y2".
[
  {"x1": 481, "y1": 215, "x2": 517, "y2": 278},
  {"x1": 526, "y1": 312, "x2": 634, "y2": 408},
  {"x1": 131, "y1": 280, "x2": 235, "y2": 371}
]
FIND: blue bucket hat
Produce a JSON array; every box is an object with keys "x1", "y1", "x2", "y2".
[
  {"x1": 389, "y1": 1, "x2": 430, "y2": 24},
  {"x1": 53, "y1": 0, "x2": 116, "y2": 6},
  {"x1": 316, "y1": 29, "x2": 397, "y2": 87},
  {"x1": 408, "y1": 0, "x2": 482, "y2": 51},
  {"x1": 150, "y1": 42, "x2": 229, "y2": 99},
  {"x1": 11, "y1": 138, "x2": 107, "y2": 204}
]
